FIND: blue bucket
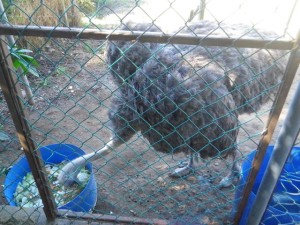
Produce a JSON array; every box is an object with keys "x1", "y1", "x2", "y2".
[
  {"x1": 4, "y1": 143, "x2": 97, "y2": 212},
  {"x1": 235, "y1": 145, "x2": 300, "y2": 224}
]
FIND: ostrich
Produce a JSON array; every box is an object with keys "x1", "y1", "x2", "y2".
[{"x1": 58, "y1": 21, "x2": 287, "y2": 188}]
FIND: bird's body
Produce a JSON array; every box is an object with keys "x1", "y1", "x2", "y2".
[
  {"x1": 108, "y1": 45, "x2": 239, "y2": 159},
  {"x1": 58, "y1": 21, "x2": 287, "y2": 187}
]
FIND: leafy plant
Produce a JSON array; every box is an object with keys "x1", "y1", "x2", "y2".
[
  {"x1": 56, "y1": 66, "x2": 67, "y2": 76},
  {"x1": 9, "y1": 47, "x2": 39, "y2": 77},
  {"x1": 77, "y1": 0, "x2": 96, "y2": 14},
  {"x1": 83, "y1": 43, "x2": 94, "y2": 53},
  {"x1": 0, "y1": 167, "x2": 11, "y2": 176},
  {"x1": 38, "y1": 77, "x2": 50, "y2": 87}
]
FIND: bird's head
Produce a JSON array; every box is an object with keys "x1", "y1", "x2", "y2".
[{"x1": 57, "y1": 159, "x2": 84, "y2": 187}]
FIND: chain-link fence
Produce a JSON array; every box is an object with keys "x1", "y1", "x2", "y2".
[{"x1": 0, "y1": 0, "x2": 299, "y2": 224}]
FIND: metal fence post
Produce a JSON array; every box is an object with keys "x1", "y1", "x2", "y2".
[
  {"x1": 0, "y1": 37, "x2": 57, "y2": 220},
  {"x1": 246, "y1": 57, "x2": 300, "y2": 225},
  {"x1": 234, "y1": 30, "x2": 300, "y2": 225}
]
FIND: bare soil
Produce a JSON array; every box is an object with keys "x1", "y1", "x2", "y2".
[{"x1": 0, "y1": 38, "x2": 299, "y2": 224}]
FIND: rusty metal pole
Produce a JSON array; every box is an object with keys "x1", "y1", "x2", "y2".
[
  {"x1": 234, "y1": 30, "x2": 300, "y2": 224},
  {"x1": 246, "y1": 64, "x2": 300, "y2": 225},
  {"x1": 0, "y1": 24, "x2": 295, "y2": 50},
  {"x1": 0, "y1": 37, "x2": 57, "y2": 220}
]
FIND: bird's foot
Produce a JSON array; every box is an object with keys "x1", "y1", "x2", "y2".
[
  {"x1": 218, "y1": 177, "x2": 234, "y2": 188},
  {"x1": 178, "y1": 160, "x2": 189, "y2": 168},
  {"x1": 198, "y1": 175, "x2": 213, "y2": 186},
  {"x1": 218, "y1": 170, "x2": 241, "y2": 189},
  {"x1": 58, "y1": 173, "x2": 82, "y2": 187},
  {"x1": 169, "y1": 165, "x2": 193, "y2": 178},
  {"x1": 58, "y1": 163, "x2": 82, "y2": 187}
]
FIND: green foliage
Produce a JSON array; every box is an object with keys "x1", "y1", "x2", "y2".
[
  {"x1": 77, "y1": 0, "x2": 133, "y2": 15},
  {"x1": 77, "y1": 0, "x2": 96, "y2": 14},
  {"x1": 1, "y1": 0, "x2": 10, "y2": 9},
  {"x1": 55, "y1": 66, "x2": 67, "y2": 76},
  {"x1": 9, "y1": 47, "x2": 39, "y2": 77},
  {"x1": 39, "y1": 77, "x2": 50, "y2": 87},
  {"x1": 35, "y1": 76, "x2": 52, "y2": 88},
  {"x1": 82, "y1": 43, "x2": 95, "y2": 53},
  {"x1": 0, "y1": 167, "x2": 11, "y2": 176}
]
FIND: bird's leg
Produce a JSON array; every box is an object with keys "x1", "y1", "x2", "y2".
[
  {"x1": 169, "y1": 152, "x2": 200, "y2": 177},
  {"x1": 58, "y1": 139, "x2": 120, "y2": 187},
  {"x1": 219, "y1": 151, "x2": 241, "y2": 188}
]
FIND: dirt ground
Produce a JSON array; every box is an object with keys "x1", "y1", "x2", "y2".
[{"x1": 0, "y1": 36, "x2": 299, "y2": 225}]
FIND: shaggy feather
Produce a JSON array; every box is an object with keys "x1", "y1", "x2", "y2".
[
  {"x1": 107, "y1": 21, "x2": 286, "y2": 159},
  {"x1": 58, "y1": 21, "x2": 287, "y2": 187}
]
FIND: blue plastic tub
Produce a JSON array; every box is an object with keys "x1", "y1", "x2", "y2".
[
  {"x1": 4, "y1": 143, "x2": 97, "y2": 212},
  {"x1": 235, "y1": 145, "x2": 300, "y2": 224}
]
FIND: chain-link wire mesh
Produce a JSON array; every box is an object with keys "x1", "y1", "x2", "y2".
[{"x1": 0, "y1": 0, "x2": 300, "y2": 224}]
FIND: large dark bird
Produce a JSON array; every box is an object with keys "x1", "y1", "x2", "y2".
[{"x1": 59, "y1": 21, "x2": 287, "y2": 187}]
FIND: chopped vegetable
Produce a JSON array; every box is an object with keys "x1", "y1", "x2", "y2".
[{"x1": 14, "y1": 163, "x2": 90, "y2": 208}]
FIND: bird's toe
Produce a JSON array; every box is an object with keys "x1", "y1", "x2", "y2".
[
  {"x1": 218, "y1": 173, "x2": 241, "y2": 189},
  {"x1": 218, "y1": 177, "x2": 233, "y2": 188},
  {"x1": 169, "y1": 166, "x2": 192, "y2": 178}
]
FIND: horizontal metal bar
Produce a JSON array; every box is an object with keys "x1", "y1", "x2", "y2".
[
  {"x1": 0, "y1": 24, "x2": 295, "y2": 50},
  {"x1": 0, "y1": 206, "x2": 169, "y2": 225},
  {"x1": 57, "y1": 210, "x2": 168, "y2": 225}
]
